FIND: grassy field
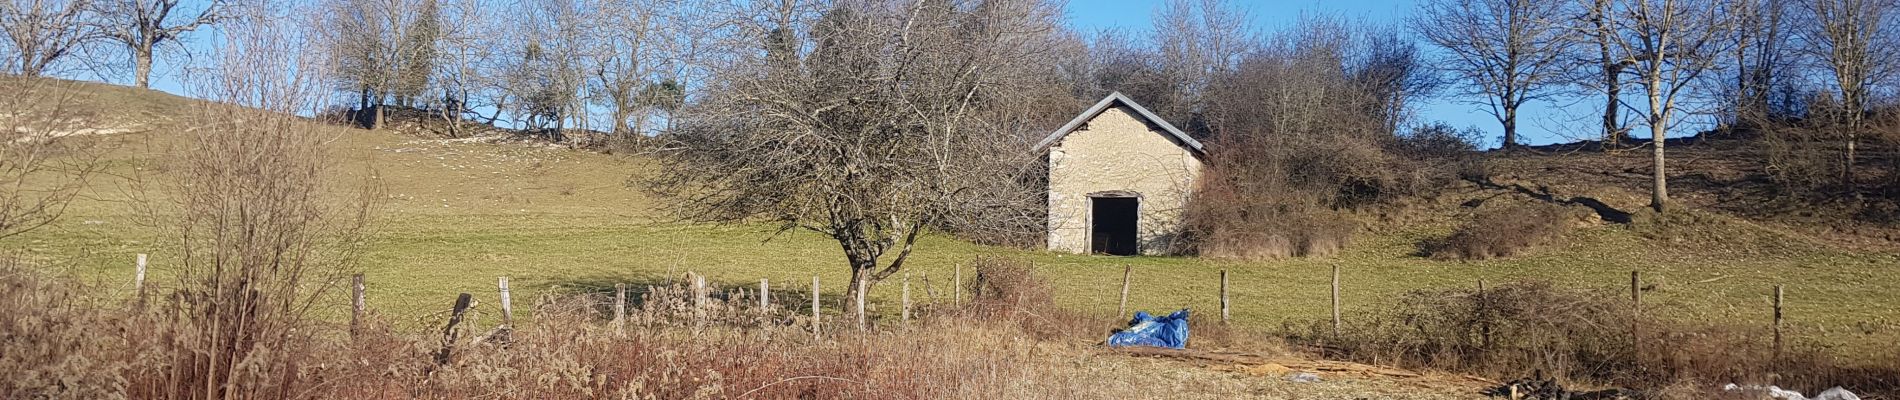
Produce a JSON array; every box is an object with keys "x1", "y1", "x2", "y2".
[{"x1": 7, "y1": 80, "x2": 1900, "y2": 359}]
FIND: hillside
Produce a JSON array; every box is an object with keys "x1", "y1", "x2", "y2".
[
  {"x1": 7, "y1": 79, "x2": 1900, "y2": 377},
  {"x1": 1498, "y1": 139, "x2": 1900, "y2": 249}
]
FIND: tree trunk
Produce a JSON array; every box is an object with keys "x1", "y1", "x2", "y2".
[
  {"x1": 1603, "y1": 69, "x2": 1623, "y2": 147},
  {"x1": 19, "y1": 53, "x2": 42, "y2": 77},
  {"x1": 134, "y1": 45, "x2": 154, "y2": 88},
  {"x1": 844, "y1": 258, "x2": 875, "y2": 303},
  {"x1": 1846, "y1": 120, "x2": 1859, "y2": 197},
  {"x1": 1593, "y1": 0, "x2": 1623, "y2": 148},
  {"x1": 1845, "y1": 90, "x2": 1863, "y2": 197},
  {"x1": 1502, "y1": 105, "x2": 1519, "y2": 149},
  {"x1": 1652, "y1": 122, "x2": 1667, "y2": 213},
  {"x1": 611, "y1": 106, "x2": 630, "y2": 137},
  {"x1": 1648, "y1": 84, "x2": 1668, "y2": 213}
]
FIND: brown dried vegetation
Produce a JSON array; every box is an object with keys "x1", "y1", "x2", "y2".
[
  {"x1": 0, "y1": 256, "x2": 1291, "y2": 399},
  {"x1": 1292, "y1": 280, "x2": 1900, "y2": 398},
  {"x1": 1179, "y1": 18, "x2": 1474, "y2": 259},
  {"x1": 1426, "y1": 203, "x2": 1583, "y2": 260}
]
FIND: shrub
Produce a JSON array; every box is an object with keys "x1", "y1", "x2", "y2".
[
  {"x1": 1290, "y1": 280, "x2": 1900, "y2": 398},
  {"x1": 1380, "y1": 280, "x2": 1631, "y2": 378},
  {"x1": 627, "y1": 273, "x2": 789, "y2": 329},
  {"x1": 963, "y1": 257, "x2": 1109, "y2": 342},
  {"x1": 0, "y1": 258, "x2": 135, "y2": 398},
  {"x1": 133, "y1": 9, "x2": 378, "y2": 397},
  {"x1": 1427, "y1": 202, "x2": 1578, "y2": 260},
  {"x1": 1180, "y1": 19, "x2": 1477, "y2": 259},
  {"x1": 1182, "y1": 188, "x2": 1356, "y2": 259}
]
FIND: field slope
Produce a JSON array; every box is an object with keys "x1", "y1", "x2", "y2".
[{"x1": 7, "y1": 80, "x2": 1899, "y2": 360}]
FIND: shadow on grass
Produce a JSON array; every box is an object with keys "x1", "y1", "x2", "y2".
[{"x1": 1468, "y1": 176, "x2": 1634, "y2": 224}]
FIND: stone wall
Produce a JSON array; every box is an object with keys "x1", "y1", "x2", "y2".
[{"x1": 1046, "y1": 105, "x2": 1203, "y2": 255}]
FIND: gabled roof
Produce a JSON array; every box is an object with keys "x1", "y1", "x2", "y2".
[{"x1": 1034, "y1": 91, "x2": 1206, "y2": 155}]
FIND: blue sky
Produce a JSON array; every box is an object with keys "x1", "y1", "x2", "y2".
[{"x1": 1064, "y1": 0, "x2": 1591, "y2": 147}]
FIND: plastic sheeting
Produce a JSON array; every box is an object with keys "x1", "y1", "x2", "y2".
[{"x1": 1106, "y1": 309, "x2": 1190, "y2": 349}]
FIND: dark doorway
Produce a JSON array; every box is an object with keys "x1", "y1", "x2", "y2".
[{"x1": 1090, "y1": 197, "x2": 1139, "y2": 256}]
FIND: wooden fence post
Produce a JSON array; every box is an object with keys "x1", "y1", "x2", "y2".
[
  {"x1": 953, "y1": 263, "x2": 963, "y2": 306},
  {"x1": 902, "y1": 272, "x2": 912, "y2": 324},
  {"x1": 498, "y1": 276, "x2": 513, "y2": 328},
  {"x1": 692, "y1": 272, "x2": 707, "y2": 322},
  {"x1": 760, "y1": 278, "x2": 771, "y2": 309},
  {"x1": 1331, "y1": 265, "x2": 1341, "y2": 338},
  {"x1": 1631, "y1": 270, "x2": 1642, "y2": 365},
  {"x1": 351, "y1": 273, "x2": 366, "y2": 339},
  {"x1": 1773, "y1": 284, "x2": 1785, "y2": 359},
  {"x1": 614, "y1": 283, "x2": 627, "y2": 337},
  {"x1": 1219, "y1": 269, "x2": 1230, "y2": 323},
  {"x1": 1478, "y1": 279, "x2": 1491, "y2": 352},
  {"x1": 433, "y1": 293, "x2": 475, "y2": 365},
  {"x1": 1119, "y1": 265, "x2": 1132, "y2": 318},
  {"x1": 811, "y1": 275, "x2": 821, "y2": 340},
  {"x1": 134, "y1": 253, "x2": 148, "y2": 309}
]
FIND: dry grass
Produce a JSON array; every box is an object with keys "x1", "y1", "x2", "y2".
[
  {"x1": 1426, "y1": 203, "x2": 1583, "y2": 260},
  {"x1": 349, "y1": 296, "x2": 1098, "y2": 399},
  {"x1": 0, "y1": 256, "x2": 135, "y2": 398},
  {"x1": 6, "y1": 254, "x2": 1482, "y2": 399},
  {"x1": 1291, "y1": 280, "x2": 1900, "y2": 398}
]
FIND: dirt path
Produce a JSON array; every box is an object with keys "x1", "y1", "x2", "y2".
[{"x1": 1072, "y1": 347, "x2": 1490, "y2": 399}]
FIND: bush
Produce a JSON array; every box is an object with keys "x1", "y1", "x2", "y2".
[
  {"x1": 1381, "y1": 280, "x2": 1631, "y2": 378},
  {"x1": 1180, "y1": 19, "x2": 1478, "y2": 259},
  {"x1": 967, "y1": 257, "x2": 1054, "y2": 316},
  {"x1": 627, "y1": 272, "x2": 790, "y2": 329},
  {"x1": 1427, "y1": 203, "x2": 1578, "y2": 260},
  {"x1": 962, "y1": 257, "x2": 1110, "y2": 342},
  {"x1": 0, "y1": 258, "x2": 135, "y2": 398},
  {"x1": 1290, "y1": 280, "x2": 1900, "y2": 398},
  {"x1": 1182, "y1": 189, "x2": 1356, "y2": 259}
]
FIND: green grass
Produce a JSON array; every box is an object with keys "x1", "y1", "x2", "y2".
[{"x1": 7, "y1": 80, "x2": 1900, "y2": 358}]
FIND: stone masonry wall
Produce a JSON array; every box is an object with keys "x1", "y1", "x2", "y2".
[{"x1": 1046, "y1": 105, "x2": 1203, "y2": 255}]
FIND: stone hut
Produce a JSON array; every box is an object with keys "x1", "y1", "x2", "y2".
[{"x1": 1037, "y1": 92, "x2": 1205, "y2": 256}]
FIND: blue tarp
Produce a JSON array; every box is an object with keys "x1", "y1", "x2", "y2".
[{"x1": 1106, "y1": 309, "x2": 1190, "y2": 349}]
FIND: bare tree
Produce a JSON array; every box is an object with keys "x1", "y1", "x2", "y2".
[
  {"x1": 1151, "y1": 0, "x2": 1252, "y2": 127},
  {"x1": 1798, "y1": 0, "x2": 1900, "y2": 193},
  {"x1": 88, "y1": 0, "x2": 222, "y2": 88},
  {"x1": 1192, "y1": 16, "x2": 1461, "y2": 258},
  {"x1": 1726, "y1": 0, "x2": 1790, "y2": 126},
  {"x1": 657, "y1": 0, "x2": 1070, "y2": 301},
  {"x1": 0, "y1": 78, "x2": 100, "y2": 239},
  {"x1": 0, "y1": 0, "x2": 95, "y2": 77},
  {"x1": 497, "y1": 0, "x2": 587, "y2": 140},
  {"x1": 1603, "y1": 0, "x2": 1735, "y2": 212},
  {"x1": 1353, "y1": 25, "x2": 1440, "y2": 137},
  {"x1": 588, "y1": 0, "x2": 677, "y2": 137},
  {"x1": 321, "y1": 0, "x2": 439, "y2": 129},
  {"x1": 1079, "y1": 29, "x2": 1175, "y2": 114},
  {"x1": 391, "y1": 0, "x2": 438, "y2": 105},
  {"x1": 426, "y1": 0, "x2": 496, "y2": 136},
  {"x1": 1580, "y1": 0, "x2": 1632, "y2": 146},
  {"x1": 1412, "y1": 0, "x2": 1572, "y2": 148},
  {"x1": 151, "y1": 1, "x2": 375, "y2": 396}
]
